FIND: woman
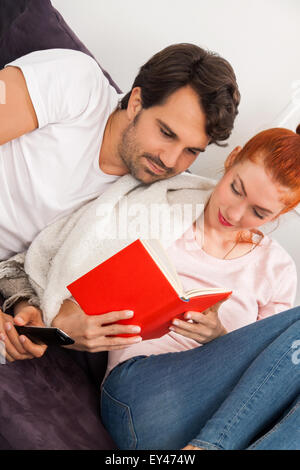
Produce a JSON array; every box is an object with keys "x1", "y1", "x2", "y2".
[{"x1": 100, "y1": 126, "x2": 300, "y2": 450}]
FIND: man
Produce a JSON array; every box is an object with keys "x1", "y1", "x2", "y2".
[{"x1": 0, "y1": 43, "x2": 240, "y2": 364}]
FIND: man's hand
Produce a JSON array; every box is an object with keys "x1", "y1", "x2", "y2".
[
  {"x1": 51, "y1": 299, "x2": 142, "y2": 352},
  {"x1": 0, "y1": 301, "x2": 47, "y2": 363},
  {"x1": 169, "y1": 300, "x2": 227, "y2": 344}
]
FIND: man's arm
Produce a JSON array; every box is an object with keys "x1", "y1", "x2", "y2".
[
  {"x1": 0, "y1": 66, "x2": 38, "y2": 145},
  {"x1": 0, "y1": 253, "x2": 46, "y2": 362},
  {"x1": 0, "y1": 252, "x2": 40, "y2": 313}
]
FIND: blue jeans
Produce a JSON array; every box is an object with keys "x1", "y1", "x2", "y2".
[{"x1": 101, "y1": 306, "x2": 300, "y2": 450}]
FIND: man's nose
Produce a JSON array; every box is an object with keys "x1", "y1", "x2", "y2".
[{"x1": 159, "y1": 145, "x2": 182, "y2": 169}]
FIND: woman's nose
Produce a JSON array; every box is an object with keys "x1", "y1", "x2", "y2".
[{"x1": 226, "y1": 203, "x2": 246, "y2": 223}]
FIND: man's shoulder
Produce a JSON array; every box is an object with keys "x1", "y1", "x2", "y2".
[
  {"x1": 5, "y1": 48, "x2": 101, "y2": 83},
  {"x1": 6, "y1": 48, "x2": 96, "y2": 66}
]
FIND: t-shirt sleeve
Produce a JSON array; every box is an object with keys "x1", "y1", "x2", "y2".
[
  {"x1": 5, "y1": 49, "x2": 104, "y2": 129},
  {"x1": 257, "y1": 260, "x2": 298, "y2": 320}
]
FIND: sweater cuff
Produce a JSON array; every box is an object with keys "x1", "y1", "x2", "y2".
[{"x1": 0, "y1": 252, "x2": 40, "y2": 314}]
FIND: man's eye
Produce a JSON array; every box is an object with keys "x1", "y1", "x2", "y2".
[
  {"x1": 230, "y1": 182, "x2": 241, "y2": 196},
  {"x1": 160, "y1": 128, "x2": 172, "y2": 138},
  {"x1": 187, "y1": 149, "x2": 198, "y2": 156}
]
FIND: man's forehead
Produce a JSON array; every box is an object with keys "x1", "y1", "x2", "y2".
[{"x1": 153, "y1": 86, "x2": 210, "y2": 146}]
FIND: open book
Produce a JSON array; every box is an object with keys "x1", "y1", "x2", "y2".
[{"x1": 67, "y1": 239, "x2": 232, "y2": 341}]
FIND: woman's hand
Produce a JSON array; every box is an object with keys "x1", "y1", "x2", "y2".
[
  {"x1": 51, "y1": 299, "x2": 142, "y2": 352},
  {"x1": 182, "y1": 445, "x2": 204, "y2": 450},
  {"x1": 0, "y1": 301, "x2": 47, "y2": 363},
  {"x1": 169, "y1": 300, "x2": 227, "y2": 344}
]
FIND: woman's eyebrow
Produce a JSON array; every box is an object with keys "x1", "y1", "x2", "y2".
[{"x1": 236, "y1": 174, "x2": 274, "y2": 214}]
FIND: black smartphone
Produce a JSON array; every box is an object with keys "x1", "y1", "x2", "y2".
[{"x1": 14, "y1": 325, "x2": 75, "y2": 346}]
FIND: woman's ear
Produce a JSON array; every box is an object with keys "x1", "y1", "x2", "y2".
[
  {"x1": 225, "y1": 146, "x2": 242, "y2": 170},
  {"x1": 126, "y1": 87, "x2": 143, "y2": 121}
]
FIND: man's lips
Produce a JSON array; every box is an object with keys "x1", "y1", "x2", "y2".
[
  {"x1": 218, "y1": 209, "x2": 234, "y2": 227},
  {"x1": 145, "y1": 158, "x2": 166, "y2": 175}
]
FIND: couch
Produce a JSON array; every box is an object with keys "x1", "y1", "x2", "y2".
[{"x1": 0, "y1": 0, "x2": 119, "y2": 450}]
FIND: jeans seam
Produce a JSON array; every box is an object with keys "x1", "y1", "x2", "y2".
[
  {"x1": 189, "y1": 439, "x2": 223, "y2": 450},
  {"x1": 214, "y1": 346, "x2": 294, "y2": 448},
  {"x1": 102, "y1": 387, "x2": 138, "y2": 450},
  {"x1": 249, "y1": 400, "x2": 300, "y2": 449}
]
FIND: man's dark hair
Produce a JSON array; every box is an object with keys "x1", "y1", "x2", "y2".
[{"x1": 120, "y1": 43, "x2": 240, "y2": 146}]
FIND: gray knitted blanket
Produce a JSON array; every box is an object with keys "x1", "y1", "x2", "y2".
[{"x1": 0, "y1": 173, "x2": 215, "y2": 325}]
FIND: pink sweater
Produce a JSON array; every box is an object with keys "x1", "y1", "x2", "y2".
[{"x1": 105, "y1": 227, "x2": 297, "y2": 380}]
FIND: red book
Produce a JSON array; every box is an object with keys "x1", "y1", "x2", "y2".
[{"x1": 67, "y1": 239, "x2": 232, "y2": 341}]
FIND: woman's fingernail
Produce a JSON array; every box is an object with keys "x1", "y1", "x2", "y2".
[
  {"x1": 131, "y1": 326, "x2": 141, "y2": 333},
  {"x1": 125, "y1": 310, "x2": 134, "y2": 317},
  {"x1": 133, "y1": 336, "x2": 142, "y2": 343},
  {"x1": 172, "y1": 319, "x2": 179, "y2": 326},
  {"x1": 0, "y1": 333, "x2": 6, "y2": 342},
  {"x1": 19, "y1": 336, "x2": 26, "y2": 343},
  {"x1": 185, "y1": 313, "x2": 191, "y2": 320},
  {"x1": 169, "y1": 326, "x2": 175, "y2": 331},
  {"x1": 5, "y1": 323, "x2": 12, "y2": 331}
]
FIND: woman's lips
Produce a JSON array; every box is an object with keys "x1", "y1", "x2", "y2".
[{"x1": 218, "y1": 209, "x2": 234, "y2": 227}]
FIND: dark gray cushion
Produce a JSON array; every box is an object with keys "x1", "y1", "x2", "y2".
[
  {"x1": 0, "y1": 0, "x2": 121, "y2": 93},
  {"x1": 0, "y1": 347, "x2": 116, "y2": 450},
  {"x1": 0, "y1": 1, "x2": 121, "y2": 447}
]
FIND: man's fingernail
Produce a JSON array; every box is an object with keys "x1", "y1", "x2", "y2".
[
  {"x1": 5, "y1": 323, "x2": 12, "y2": 331},
  {"x1": 0, "y1": 333, "x2": 6, "y2": 342},
  {"x1": 172, "y1": 319, "x2": 179, "y2": 326},
  {"x1": 20, "y1": 336, "x2": 26, "y2": 343},
  {"x1": 185, "y1": 313, "x2": 191, "y2": 320}
]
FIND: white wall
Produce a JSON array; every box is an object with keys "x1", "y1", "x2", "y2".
[{"x1": 52, "y1": 0, "x2": 300, "y2": 305}]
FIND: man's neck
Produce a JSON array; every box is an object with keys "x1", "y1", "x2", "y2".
[{"x1": 98, "y1": 109, "x2": 129, "y2": 176}]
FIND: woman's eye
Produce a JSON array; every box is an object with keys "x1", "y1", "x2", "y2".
[
  {"x1": 253, "y1": 209, "x2": 264, "y2": 220},
  {"x1": 230, "y1": 182, "x2": 241, "y2": 196}
]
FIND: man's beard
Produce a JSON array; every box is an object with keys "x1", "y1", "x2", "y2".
[{"x1": 117, "y1": 118, "x2": 175, "y2": 184}]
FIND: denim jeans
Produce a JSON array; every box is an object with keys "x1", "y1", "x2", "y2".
[{"x1": 101, "y1": 306, "x2": 300, "y2": 450}]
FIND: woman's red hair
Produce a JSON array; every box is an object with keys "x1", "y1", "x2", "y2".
[
  {"x1": 225, "y1": 125, "x2": 300, "y2": 245},
  {"x1": 226, "y1": 126, "x2": 300, "y2": 214}
]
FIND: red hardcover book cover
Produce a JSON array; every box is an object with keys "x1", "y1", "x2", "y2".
[{"x1": 67, "y1": 240, "x2": 231, "y2": 341}]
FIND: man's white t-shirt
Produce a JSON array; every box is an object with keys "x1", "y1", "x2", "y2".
[{"x1": 0, "y1": 49, "x2": 122, "y2": 260}]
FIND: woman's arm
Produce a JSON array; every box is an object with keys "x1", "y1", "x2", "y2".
[{"x1": 257, "y1": 262, "x2": 297, "y2": 320}]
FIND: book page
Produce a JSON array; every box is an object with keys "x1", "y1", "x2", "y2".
[
  {"x1": 140, "y1": 239, "x2": 184, "y2": 297},
  {"x1": 184, "y1": 287, "x2": 231, "y2": 299}
]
